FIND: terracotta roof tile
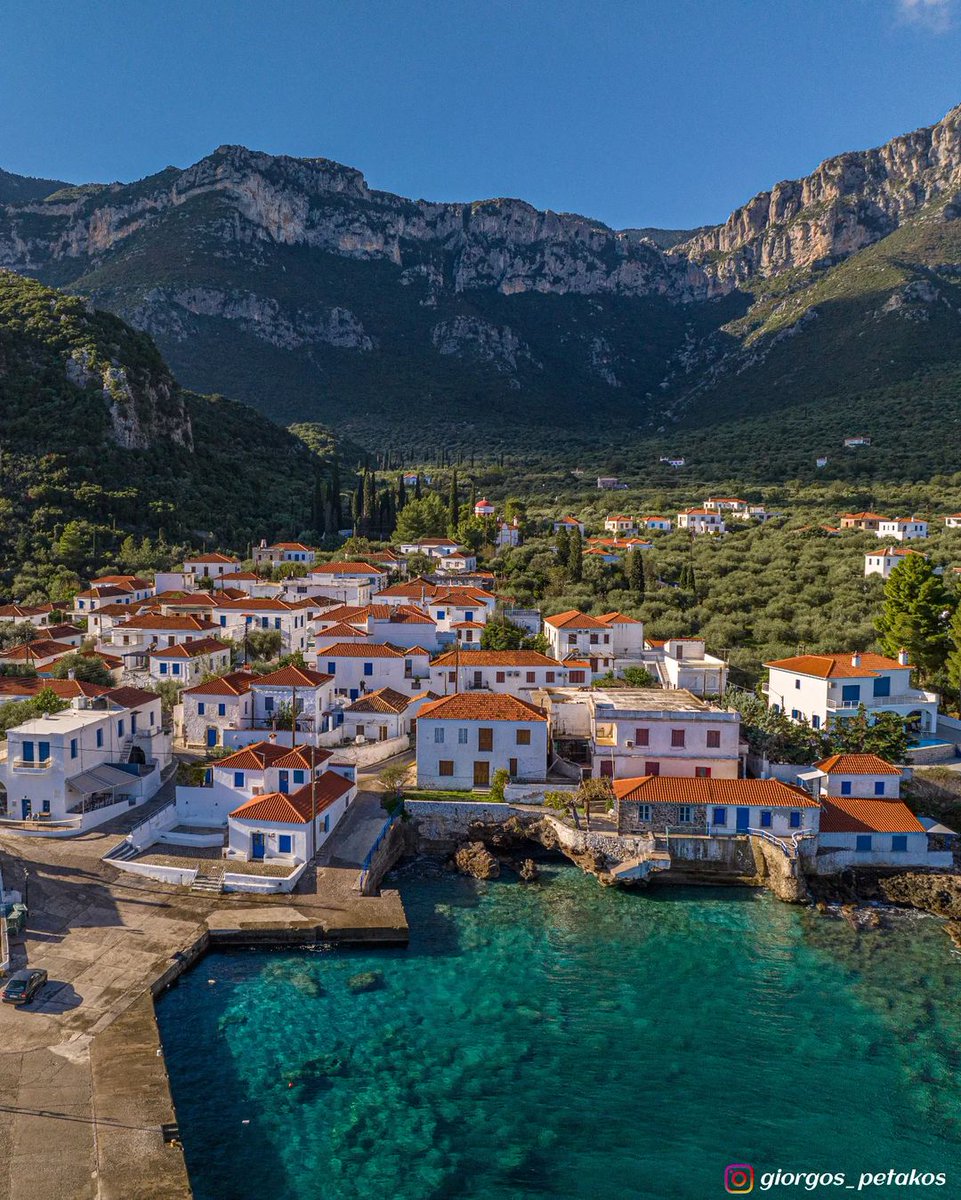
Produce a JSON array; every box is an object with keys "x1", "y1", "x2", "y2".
[
  {"x1": 819, "y1": 796, "x2": 924, "y2": 834},
  {"x1": 765, "y1": 652, "x2": 910, "y2": 678},
  {"x1": 430, "y1": 650, "x2": 561, "y2": 667},
  {"x1": 229, "y1": 773, "x2": 353, "y2": 823},
  {"x1": 613, "y1": 777, "x2": 819, "y2": 807},
  {"x1": 417, "y1": 693, "x2": 547, "y2": 722},
  {"x1": 815, "y1": 753, "x2": 902, "y2": 776},
  {"x1": 250, "y1": 665, "x2": 334, "y2": 688},
  {"x1": 183, "y1": 671, "x2": 257, "y2": 697}
]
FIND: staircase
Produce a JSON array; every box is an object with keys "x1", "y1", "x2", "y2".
[
  {"x1": 191, "y1": 867, "x2": 225, "y2": 894},
  {"x1": 107, "y1": 841, "x2": 139, "y2": 862},
  {"x1": 117, "y1": 739, "x2": 135, "y2": 764}
]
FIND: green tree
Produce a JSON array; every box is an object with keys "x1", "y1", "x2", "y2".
[
  {"x1": 876, "y1": 556, "x2": 952, "y2": 678},
  {"x1": 490, "y1": 767, "x2": 510, "y2": 801},
  {"x1": 50, "y1": 653, "x2": 112, "y2": 686},
  {"x1": 393, "y1": 493, "x2": 449, "y2": 542},
  {"x1": 34, "y1": 685, "x2": 69, "y2": 716},
  {"x1": 628, "y1": 548, "x2": 646, "y2": 599},
  {"x1": 554, "y1": 526, "x2": 570, "y2": 567},
  {"x1": 829, "y1": 705, "x2": 908, "y2": 763},
  {"x1": 567, "y1": 526, "x2": 583, "y2": 582},
  {"x1": 448, "y1": 470, "x2": 459, "y2": 534},
  {"x1": 244, "y1": 629, "x2": 283, "y2": 662}
]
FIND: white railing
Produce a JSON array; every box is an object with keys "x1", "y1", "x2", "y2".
[
  {"x1": 827, "y1": 691, "x2": 938, "y2": 710},
  {"x1": 11, "y1": 758, "x2": 52, "y2": 770}
]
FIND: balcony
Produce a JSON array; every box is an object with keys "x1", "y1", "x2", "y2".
[
  {"x1": 826, "y1": 690, "x2": 939, "y2": 711},
  {"x1": 12, "y1": 757, "x2": 52, "y2": 771}
]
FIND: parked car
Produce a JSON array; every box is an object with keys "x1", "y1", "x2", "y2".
[{"x1": 1, "y1": 967, "x2": 47, "y2": 1005}]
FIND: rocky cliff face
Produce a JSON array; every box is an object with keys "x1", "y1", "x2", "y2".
[{"x1": 677, "y1": 104, "x2": 961, "y2": 284}]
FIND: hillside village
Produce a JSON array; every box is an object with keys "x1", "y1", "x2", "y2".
[{"x1": 1, "y1": 483, "x2": 959, "y2": 897}]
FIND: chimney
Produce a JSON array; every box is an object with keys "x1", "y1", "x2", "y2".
[
  {"x1": 851, "y1": 652, "x2": 861, "y2": 668},
  {"x1": 898, "y1": 648, "x2": 910, "y2": 666},
  {"x1": 67, "y1": 668, "x2": 76, "y2": 680},
  {"x1": 268, "y1": 732, "x2": 277, "y2": 743}
]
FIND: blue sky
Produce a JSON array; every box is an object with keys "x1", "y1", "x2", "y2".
[{"x1": 2, "y1": 0, "x2": 960, "y2": 229}]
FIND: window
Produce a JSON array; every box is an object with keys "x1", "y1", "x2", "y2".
[
  {"x1": 812, "y1": 715, "x2": 821, "y2": 730},
  {"x1": 546, "y1": 672, "x2": 555, "y2": 684},
  {"x1": 634, "y1": 728, "x2": 650, "y2": 746},
  {"x1": 791, "y1": 708, "x2": 802, "y2": 721},
  {"x1": 436, "y1": 610, "x2": 445, "y2": 621},
  {"x1": 841, "y1": 781, "x2": 852, "y2": 796},
  {"x1": 516, "y1": 729, "x2": 531, "y2": 746},
  {"x1": 760, "y1": 811, "x2": 772, "y2": 828},
  {"x1": 279, "y1": 834, "x2": 292, "y2": 854},
  {"x1": 891, "y1": 835, "x2": 907, "y2": 852},
  {"x1": 218, "y1": 703, "x2": 226, "y2": 717},
  {"x1": 638, "y1": 804, "x2": 652, "y2": 822},
  {"x1": 706, "y1": 730, "x2": 721, "y2": 748},
  {"x1": 795, "y1": 678, "x2": 801, "y2": 689},
  {"x1": 589, "y1": 633, "x2": 598, "y2": 645},
  {"x1": 234, "y1": 772, "x2": 244, "y2": 788},
  {"x1": 457, "y1": 728, "x2": 468, "y2": 745},
  {"x1": 70, "y1": 738, "x2": 78, "y2": 760},
  {"x1": 439, "y1": 760, "x2": 454, "y2": 777},
  {"x1": 569, "y1": 671, "x2": 585, "y2": 684},
  {"x1": 495, "y1": 671, "x2": 506, "y2": 684},
  {"x1": 713, "y1": 807, "x2": 727, "y2": 826},
  {"x1": 434, "y1": 727, "x2": 445, "y2": 744},
  {"x1": 695, "y1": 767, "x2": 711, "y2": 778},
  {"x1": 478, "y1": 728, "x2": 493, "y2": 751},
  {"x1": 117, "y1": 720, "x2": 124, "y2": 737},
  {"x1": 873, "y1": 676, "x2": 891, "y2": 698},
  {"x1": 526, "y1": 672, "x2": 536, "y2": 684},
  {"x1": 855, "y1": 834, "x2": 872, "y2": 853},
  {"x1": 874, "y1": 781, "x2": 886, "y2": 796},
  {"x1": 96, "y1": 728, "x2": 103, "y2": 749},
  {"x1": 220, "y1": 615, "x2": 227, "y2": 627},
  {"x1": 327, "y1": 662, "x2": 336, "y2": 675},
  {"x1": 645, "y1": 761, "x2": 660, "y2": 776},
  {"x1": 265, "y1": 696, "x2": 274, "y2": 713},
  {"x1": 465, "y1": 612, "x2": 474, "y2": 622},
  {"x1": 293, "y1": 770, "x2": 305, "y2": 785},
  {"x1": 198, "y1": 702, "x2": 206, "y2": 715},
  {"x1": 159, "y1": 662, "x2": 168, "y2": 676},
  {"x1": 172, "y1": 663, "x2": 181, "y2": 676},
  {"x1": 789, "y1": 811, "x2": 802, "y2": 829},
  {"x1": 678, "y1": 805, "x2": 693, "y2": 824},
  {"x1": 671, "y1": 729, "x2": 685, "y2": 748}
]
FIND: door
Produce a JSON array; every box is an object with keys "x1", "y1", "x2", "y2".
[
  {"x1": 599, "y1": 759, "x2": 614, "y2": 778},
  {"x1": 21, "y1": 797, "x2": 31, "y2": 820},
  {"x1": 473, "y1": 761, "x2": 490, "y2": 787},
  {"x1": 279, "y1": 770, "x2": 289, "y2": 794},
  {"x1": 736, "y1": 808, "x2": 750, "y2": 833},
  {"x1": 251, "y1": 832, "x2": 265, "y2": 861},
  {"x1": 206, "y1": 727, "x2": 218, "y2": 748}
]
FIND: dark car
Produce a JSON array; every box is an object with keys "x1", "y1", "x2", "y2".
[{"x1": 1, "y1": 968, "x2": 47, "y2": 1005}]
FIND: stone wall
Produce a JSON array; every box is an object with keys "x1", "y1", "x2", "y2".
[{"x1": 617, "y1": 800, "x2": 708, "y2": 836}]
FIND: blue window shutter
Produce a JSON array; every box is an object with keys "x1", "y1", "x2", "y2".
[
  {"x1": 160, "y1": 662, "x2": 168, "y2": 675},
  {"x1": 234, "y1": 772, "x2": 244, "y2": 788},
  {"x1": 841, "y1": 781, "x2": 852, "y2": 796},
  {"x1": 874, "y1": 781, "x2": 885, "y2": 796},
  {"x1": 760, "y1": 811, "x2": 772, "y2": 828},
  {"x1": 856, "y1": 834, "x2": 872, "y2": 852},
  {"x1": 892, "y1": 835, "x2": 907, "y2": 852},
  {"x1": 220, "y1": 615, "x2": 227, "y2": 627},
  {"x1": 218, "y1": 703, "x2": 226, "y2": 716},
  {"x1": 789, "y1": 811, "x2": 801, "y2": 829},
  {"x1": 327, "y1": 662, "x2": 335, "y2": 675}
]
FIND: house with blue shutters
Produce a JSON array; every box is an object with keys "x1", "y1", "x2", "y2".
[
  {"x1": 178, "y1": 670, "x2": 257, "y2": 748},
  {"x1": 147, "y1": 637, "x2": 232, "y2": 686}
]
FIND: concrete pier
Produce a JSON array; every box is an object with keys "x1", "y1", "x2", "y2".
[{"x1": 0, "y1": 787, "x2": 407, "y2": 1200}]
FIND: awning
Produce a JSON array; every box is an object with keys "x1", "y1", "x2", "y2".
[
  {"x1": 67, "y1": 765, "x2": 135, "y2": 794},
  {"x1": 795, "y1": 769, "x2": 823, "y2": 781}
]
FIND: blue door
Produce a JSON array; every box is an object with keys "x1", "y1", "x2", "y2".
[
  {"x1": 206, "y1": 727, "x2": 217, "y2": 748},
  {"x1": 21, "y1": 797, "x2": 31, "y2": 820},
  {"x1": 736, "y1": 807, "x2": 750, "y2": 832},
  {"x1": 279, "y1": 770, "x2": 289, "y2": 794},
  {"x1": 251, "y1": 832, "x2": 265, "y2": 861}
]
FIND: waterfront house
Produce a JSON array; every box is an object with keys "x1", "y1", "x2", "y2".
[
  {"x1": 614, "y1": 776, "x2": 820, "y2": 841},
  {"x1": 816, "y1": 785, "x2": 952, "y2": 871},
  {"x1": 763, "y1": 651, "x2": 939, "y2": 735},
  {"x1": 415, "y1": 693, "x2": 549, "y2": 789},
  {"x1": 227, "y1": 770, "x2": 356, "y2": 864},
  {"x1": 0, "y1": 688, "x2": 169, "y2": 828}
]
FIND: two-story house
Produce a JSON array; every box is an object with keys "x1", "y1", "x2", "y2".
[
  {"x1": 148, "y1": 637, "x2": 232, "y2": 686},
  {"x1": 429, "y1": 650, "x2": 568, "y2": 698},
  {"x1": 416, "y1": 693, "x2": 549, "y2": 789},
  {"x1": 180, "y1": 670, "x2": 257, "y2": 748},
  {"x1": 764, "y1": 651, "x2": 939, "y2": 735},
  {"x1": 318, "y1": 642, "x2": 430, "y2": 702},
  {"x1": 877, "y1": 517, "x2": 928, "y2": 541},
  {"x1": 677, "y1": 509, "x2": 726, "y2": 534},
  {"x1": 247, "y1": 665, "x2": 335, "y2": 738}
]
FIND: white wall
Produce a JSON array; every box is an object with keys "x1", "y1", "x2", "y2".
[{"x1": 416, "y1": 718, "x2": 548, "y2": 788}]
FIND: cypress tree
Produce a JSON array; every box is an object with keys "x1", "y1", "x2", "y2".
[
  {"x1": 414, "y1": 474, "x2": 422, "y2": 500},
  {"x1": 554, "y1": 526, "x2": 570, "y2": 565},
  {"x1": 629, "y1": 548, "x2": 646, "y2": 598},
  {"x1": 397, "y1": 473, "x2": 407, "y2": 512},
  {"x1": 567, "y1": 526, "x2": 583, "y2": 581},
  {"x1": 448, "y1": 470, "x2": 459, "y2": 533}
]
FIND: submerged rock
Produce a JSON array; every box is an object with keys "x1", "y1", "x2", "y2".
[
  {"x1": 347, "y1": 970, "x2": 384, "y2": 994},
  {"x1": 453, "y1": 841, "x2": 500, "y2": 880},
  {"x1": 289, "y1": 972, "x2": 324, "y2": 998},
  {"x1": 518, "y1": 858, "x2": 539, "y2": 883}
]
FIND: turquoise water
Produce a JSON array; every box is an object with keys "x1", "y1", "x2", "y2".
[{"x1": 157, "y1": 863, "x2": 961, "y2": 1199}]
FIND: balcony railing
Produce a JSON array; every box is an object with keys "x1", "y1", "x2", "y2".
[
  {"x1": 826, "y1": 691, "x2": 938, "y2": 710},
  {"x1": 12, "y1": 757, "x2": 52, "y2": 770}
]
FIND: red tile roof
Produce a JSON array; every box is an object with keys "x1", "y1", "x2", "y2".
[
  {"x1": 229, "y1": 773, "x2": 353, "y2": 823},
  {"x1": 344, "y1": 686, "x2": 415, "y2": 714},
  {"x1": 147, "y1": 637, "x2": 230, "y2": 660},
  {"x1": 544, "y1": 609, "x2": 607, "y2": 630},
  {"x1": 250, "y1": 665, "x2": 334, "y2": 688},
  {"x1": 613, "y1": 777, "x2": 819, "y2": 807},
  {"x1": 765, "y1": 652, "x2": 910, "y2": 678},
  {"x1": 271, "y1": 744, "x2": 333, "y2": 770},
  {"x1": 0, "y1": 677, "x2": 108, "y2": 699},
  {"x1": 183, "y1": 671, "x2": 257, "y2": 697},
  {"x1": 597, "y1": 611, "x2": 642, "y2": 625},
  {"x1": 815, "y1": 753, "x2": 902, "y2": 776},
  {"x1": 319, "y1": 643, "x2": 405, "y2": 659},
  {"x1": 0, "y1": 639, "x2": 75, "y2": 660},
  {"x1": 186, "y1": 553, "x2": 240, "y2": 564},
  {"x1": 216, "y1": 740, "x2": 290, "y2": 770},
  {"x1": 819, "y1": 796, "x2": 924, "y2": 834},
  {"x1": 417, "y1": 693, "x2": 547, "y2": 722},
  {"x1": 114, "y1": 614, "x2": 217, "y2": 631},
  {"x1": 310, "y1": 562, "x2": 386, "y2": 576},
  {"x1": 101, "y1": 686, "x2": 159, "y2": 709},
  {"x1": 430, "y1": 650, "x2": 561, "y2": 668},
  {"x1": 315, "y1": 622, "x2": 370, "y2": 639}
]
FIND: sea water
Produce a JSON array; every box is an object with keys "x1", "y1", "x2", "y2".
[{"x1": 156, "y1": 862, "x2": 961, "y2": 1199}]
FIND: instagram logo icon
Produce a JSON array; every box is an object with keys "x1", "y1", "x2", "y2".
[{"x1": 724, "y1": 1164, "x2": 754, "y2": 1193}]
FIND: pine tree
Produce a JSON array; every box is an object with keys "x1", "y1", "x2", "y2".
[
  {"x1": 876, "y1": 555, "x2": 952, "y2": 677},
  {"x1": 414, "y1": 474, "x2": 422, "y2": 500},
  {"x1": 629, "y1": 548, "x2": 646, "y2": 598}
]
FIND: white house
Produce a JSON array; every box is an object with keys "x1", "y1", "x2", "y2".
[
  {"x1": 318, "y1": 642, "x2": 431, "y2": 702},
  {"x1": 252, "y1": 541, "x2": 317, "y2": 566},
  {"x1": 864, "y1": 547, "x2": 930, "y2": 579},
  {"x1": 429, "y1": 650, "x2": 568, "y2": 698},
  {"x1": 877, "y1": 518, "x2": 928, "y2": 542},
  {"x1": 0, "y1": 688, "x2": 169, "y2": 827},
  {"x1": 495, "y1": 519, "x2": 522, "y2": 548},
  {"x1": 438, "y1": 550, "x2": 478, "y2": 574},
  {"x1": 544, "y1": 610, "x2": 613, "y2": 660},
  {"x1": 0, "y1": 602, "x2": 58, "y2": 628},
  {"x1": 644, "y1": 638, "x2": 729, "y2": 696},
  {"x1": 227, "y1": 771, "x2": 356, "y2": 864},
  {"x1": 703, "y1": 497, "x2": 747, "y2": 515},
  {"x1": 598, "y1": 611, "x2": 645, "y2": 658},
  {"x1": 843, "y1": 435, "x2": 871, "y2": 448},
  {"x1": 764, "y1": 651, "x2": 939, "y2": 735},
  {"x1": 677, "y1": 509, "x2": 726, "y2": 534},
  {"x1": 614, "y1": 776, "x2": 820, "y2": 841},
  {"x1": 604, "y1": 515, "x2": 636, "y2": 535},
  {"x1": 248, "y1": 665, "x2": 335, "y2": 738},
  {"x1": 415, "y1": 693, "x2": 549, "y2": 789},
  {"x1": 806, "y1": 758, "x2": 953, "y2": 871},
  {"x1": 148, "y1": 637, "x2": 232, "y2": 686},
  {"x1": 552, "y1": 515, "x2": 585, "y2": 535},
  {"x1": 211, "y1": 597, "x2": 314, "y2": 654},
  {"x1": 180, "y1": 670, "x2": 257, "y2": 749},
  {"x1": 107, "y1": 613, "x2": 220, "y2": 668},
  {"x1": 337, "y1": 687, "x2": 436, "y2": 743},
  {"x1": 182, "y1": 553, "x2": 242, "y2": 580},
  {"x1": 451, "y1": 621, "x2": 485, "y2": 647},
  {"x1": 640, "y1": 516, "x2": 673, "y2": 532},
  {"x1": 397, "y1": 537, "x2": 461, "y2": 558},
  {"x1": 427, "y1": 590, "x2": 495, "y2": 631},
  {"x1": 0, "y1": 639, "x2": 79, "y2": 674},
  {"x1": 295, "y1": 562, "x2": 387, "y2": 606},
  {"x1": 945, "y1": 514, "x2": 961, "y2": 529}
]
